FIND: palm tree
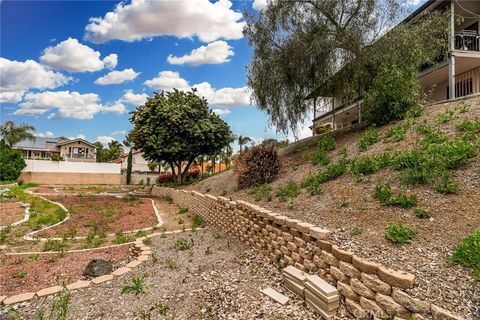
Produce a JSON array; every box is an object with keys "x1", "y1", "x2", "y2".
[
  {"x1": 0, "y1": 120, "x2": 36, "y2": 147},
  {"x1": 238, "y1": 135, "x2": 252, "y2": 154}
]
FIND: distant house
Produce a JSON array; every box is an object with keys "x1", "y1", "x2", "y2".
[
  {"x1": 118, "y1": 150, "x2": 159, "y2": 172},
  {"x1": 13, "y1": 137, "x2": 97, "y2": 162}
]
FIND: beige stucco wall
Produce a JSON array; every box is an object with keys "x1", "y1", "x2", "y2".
[{"x1": 19, "y1": 172, "x2": 121, "y2": 185}]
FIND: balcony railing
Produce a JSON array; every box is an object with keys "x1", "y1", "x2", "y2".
[
  {"x1": 67, "y1": 153, "x2": 95, "y2": 159},
  {"x1": 455, "y1": 31, "x2": 479, "y2": 52},
  {"x1": 313, "y1": 98, "x2": 334, "y2": 120}
]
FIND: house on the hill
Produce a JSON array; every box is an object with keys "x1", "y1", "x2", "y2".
[
  {"x1": 310, "y1": 0, "x2": 479, "y2": 134},
  {"x1": 13, "y1": 137, "x2": 97, "y2": 162},
  {"x1": 118, "y1": 150, "x2": 155, "y2": 172}
]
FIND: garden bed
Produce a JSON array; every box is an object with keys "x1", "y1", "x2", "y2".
[
  {"x1": 37, "y1": 195, "x2": 158, "y2": 238},
  {"x1": 0, "y1": 200, "x2": 25, "y2": 226},
  {"x1": 0, "y1": 246, "x2": 131, "y2": 297}
]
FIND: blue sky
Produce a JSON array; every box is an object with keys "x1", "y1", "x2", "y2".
[
  {"x1": 0, "y1": 0, "x2": 289, "y2": 147},
  {"x1": 0, "y1": 0, "x2": 424, "y2": 147}
]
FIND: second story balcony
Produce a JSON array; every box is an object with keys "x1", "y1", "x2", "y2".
[{"x1": 455, "y1": 31, "x2": 479, "y2": 52}]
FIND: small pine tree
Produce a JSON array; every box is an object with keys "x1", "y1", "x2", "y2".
[{"x1": 126, "y1": 150, "x2": 133, "y2": 185}]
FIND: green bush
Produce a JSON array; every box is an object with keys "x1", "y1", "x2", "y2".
[
  {"x1": 384, "y1": 223, "x2": 418, "y2": 243},
  {"x1": 391, "y1": 150, "x2": 434, "y2": 185},
  {"x1": 235, "y1": 144, "x2": 280, "y2": 188},
  {"x1": 384, "y1": 124, "x2": 407, "y2": 142},
  {"x1": 248, "y1": 184, "x2": 272, "y2": 201},
  {"x1": 317, "y1": 135, "x2": 336, "y2": 151},
  {"x1": 434, "y1": 174, "x2": 459, "y2": 194},
  {"x1": 276, "y1": 180, "x2": 300, "y2": 201},
  {"x1": 358, "y1": 127, "x2": 379, "y2": 152},
  {"x1": 436, "y1": 108, "x2": 456, "y2": 124},
  {"x1": 364, "y1": 64, "x2": 421, "y2": 126},
  {"x1": 0, "y1": 140, "x2": 26, "y2": 181},
  {"x1": 373, "y1": 183, "x2": 417, "y2": 208},
  {"x1": 173, "y1": 239, "x2": 193, "y2": 251},
  {"x1": 350, "y1": 156, "x2": 381, "y2": 176},
  {"x1": 311, "y1": 149, "x2": 330, "y2": 166},
  {"x1": 456, "y1": 118, "x2": 480, "y2": 133},
  {"x1": 414, "y1": 209, "x2": 431, "y2": 219},
  {"x1": 50, "y1": 154, "x2": 64, "y2": 161},
  {"x1": 451, "y1": 229, "x2": 480, "y2": 276},
  {"x1": 428, "y1": 136, "x2": 477, "y2": 170}
]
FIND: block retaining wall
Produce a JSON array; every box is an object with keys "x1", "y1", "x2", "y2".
[{"x1": 152, "y1": 186, "x2": 463, "y2": 320}]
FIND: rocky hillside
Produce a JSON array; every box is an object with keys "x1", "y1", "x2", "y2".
[{"x1": 187, "y1": 96, "x2": 480, "y2": 317}]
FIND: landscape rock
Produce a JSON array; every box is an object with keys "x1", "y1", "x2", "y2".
[{"x1": 83, "y1": 258, "x2": 113, "y2": 277}]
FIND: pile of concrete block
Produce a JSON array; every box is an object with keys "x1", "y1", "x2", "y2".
[{"x1": 283, "y1": 266, "x2": 339, "y2": 319}]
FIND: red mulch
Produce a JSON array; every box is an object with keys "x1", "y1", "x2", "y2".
[
  {"x1": 0, "y1": 246, "x2": 131, "y2": 296},
  {"x1": 38, "y1": 195, "x2": 157, "y2": 237},
  {"x1": 0, "y1": 200, "x2": 25, "y2": 226}
]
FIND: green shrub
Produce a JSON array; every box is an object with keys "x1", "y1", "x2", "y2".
[
  {"x1": 115, "y1": 232, "x2": 134, "y2": 244},
  {"x1": 350, "y1": 156, "x2": 380, "y2": 176},
  {"x1": 405, "y1": 104, "x2": 423, "y2": 118},
  {"x1": 358, "y1": 127, "x2": 379, "y2": 152},
  {"x1": 373, "y1": 183, "x2": 417, "y2": 208},
  {"x1": 364, "y1": 64, "x2": 421, "y2": 126},
  {"x1": 434, "y1": 174, "x2": 459, "y2": 194},
  {"x1": 235, "y1": 144, "x2": 280, "y2": 188},
  {"x1": 384, "y1": 124, "x2": 407, "y2": 142},
  {"x1": 317, "y1": 135, "x2": 336, "y2": 151},
  {"x1": 416, "y1": 124, "x2": 448, "y2": 145},
  {"x1": 414, "y1": 209, "x2": 431, "y2": 219},
  {"x1": 428, "y1": 136, "x2": 477, "y2": 170},
  {"x1": 451, "y1": 229, "x2": 480, "y2": 276},
  {"x1": 178, "y1": 207, "x2": 189, "y2": 214},
  {"x1": 385, "y1": 223, "x2": 418, "y2": 243},
  {"x1": 0, "y1": 140, "x2": 26, "y2": 181},
  {"x1": 391, "y1": 150, "x2": 434, "y2": 185},
  {"x1": 311, "y1": 149, "x2": 330, "y2": 166},
  {"x1": 301, "y1": 160, "x2": 347, "y2": 195},
  {"x1": 192, "y1": 214, "x2": 204, "y2": 230},
  {"x1": 121, "y1": 275, "x2": 152, "y2": 295},
  {"x1": 248, "y1": 184, "x2": 272, "y2": 201},
  {"x1": 43, "y1": 239, "x2": 68, "y2": 252},
  {"x1": 173, "y1": 239, "x2": 193, "y2": 251},
  {"x1": 436, "y1": 108, "x2": 456, "y2": 124},
  {"x1": 276, "y1": 180, "x2": 300, "y2": 201},
  {"x1": 456, "y1": 118, "x2": 480, "y2": 133},
  {"x1": 50, "y1": 154, "x2": 64, "y2": 161}
]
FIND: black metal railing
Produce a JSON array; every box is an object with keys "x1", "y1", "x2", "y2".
[{"x1": 455, "y1": 31, "x2": 479, "y2": 52}]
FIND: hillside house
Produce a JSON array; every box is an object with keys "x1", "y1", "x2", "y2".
[{"x1": 13, "y1": 137, "x2": 97, "y2": 162}]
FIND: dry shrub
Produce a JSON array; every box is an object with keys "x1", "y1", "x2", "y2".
[{"x1": 235, "y1": 144, "x2": 280, "y2": 189}]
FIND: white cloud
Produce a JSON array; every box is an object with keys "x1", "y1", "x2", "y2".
[
  {"x1": 144, "y1": 71, "x2": 250, "y2": 108},
  {"x1": 119, "y1": 89, "x2": 148, "y2": 105},
  {"x1": 252, "y1": 0, "x2": 268, "y2": 10},
  {"x1": 212, "y1": 108, "x2": 231, "y2": 115},
  {"x1": 167, "y1": 41, "x2": 234, "y2": 66},
  {"x1": 84, "y1": 0, "x2": 245, "y2": 44},
  {"x1": 96, "y1": 135, "x2": 115, "y2": 146},
  {"x1": 144, "y1": 71, "x2": 190, "y2": 91},
  {"x1": 94, "y1": 68, "x2": 139, "y2": 85},
  {"x1": 0, "y1": 90, "x2": 24, "y2": 103},
  {"x1": 0, "y1": 58, "x2": 69, "y2": 96},
  {"x1": 40, "y1": 38, "x2": 118, "y2": 72},
  {"x1": 14, "y1": 91, "x2": 126, "y2": 120},
  {"x1": 103, "y1": 54, "x2": 118, "y2": 69},
  {"x1": 36, "y1": 131, "x2": 55, "y2": 138},
  {"x1": 67, "y1": 134, "x2": 86, "y2": 140},
  {"x1": 111, "y1": 130, "x2": 127, "y2": 136}
]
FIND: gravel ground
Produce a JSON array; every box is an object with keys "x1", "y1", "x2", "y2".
[
  {"x1": 186, "y1": 98, "x2": 480, "y2": 318},
  {"x1": 12, "y1": 229, "x2": 347, "y2": 320}
]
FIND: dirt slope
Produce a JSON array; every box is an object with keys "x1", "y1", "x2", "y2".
[{"x1": 187, "y1": 96, "x2": 480, "y2": 317}]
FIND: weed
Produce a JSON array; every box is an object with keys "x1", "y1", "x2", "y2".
[
  {"x1": 104, "y1": 208, "x2": 115, "y2": 217},
  {"x1": 135, "y1": 230, "x2": 148, "y2": 238},
  {"x1": 165, "y1": 196, "x2": 174, "y2": 204},
  {"x1": 338, "y1": 146, "x2": 348, "y2": 157},
  {"x1": 373, "y1": 183, "x2": 417, "y2": 208},
  {"x1": 456, "y1": 117, "x2": 480, "y2": 133},
  {"x1": 358, "y1": 127, "x2": 379, "y2": 152},
  {"x1": 178, "y1": 207, "x2": 189, "y2": 214},
  {"x1": 205, "y1": 187, "x2": 211, "y2": 193},
  {"x1": 157, "y1": 302, "x2": 169, "y2": 316},
  {"x1": 337, "y1": 199, "x2": 350, "y2": 208},
  {"x1": 291, "y1": 165, "x2": 299, "y2": 171},
  {"x1": 143, "y1": 238, "x2": 152, "y2": 246},
  {"x1": 350, "y1": 156, "x2": 380, "y2": 176},
  {"x1": 434, "y1": 174, "x2": 459, "y2": 194},
  {"x1": 317, "y1": 135, "x2": 336, "y2": 151},
  {"x1": 405, "y1": 104, "x2": 423, "y2": 118},
  {"x1": 220, "y1": 190, "x2": 227, "y2": 196},
  {"x1": 205, "y1": 246, "x2": 212, "y2": 255},
  {"x1": 166, "y1": 258, "x2": 177, "y2": 270},
  {"x1": 115, "y1": 232, "x2": 134, "y2": 244},
  {"x1": 429, "y1": 135, "x2": 477, "y2": 170},
  {"x1": 311, "y1": 149, "x2": 330, "y2": 166},
  {"x1": 35, "y1": 288, "x2": 70, "y2": 320},
  {"x1": 178, "y1": 218, "x2": 185, "y2": 225},
  {"x1": 14, "y1": 271, "x2": 28, "y2": 278},
  {"x1": 384, "y1": 223, "x2": 418, "y2": 243},
  {"x1": 451, "y1": 229, "x2": 480, "y2": 277},
  {"x1": 276, "y1": 180, "x2": 300, "y2": 201},
  {"x1": 192, "y1": 215, "x2": 204, "y2": 230},
  {"x1": 122, "y1": 275, "x2": 152, "y2": 295},
  {"x1": 351, "y1": 226, "x2": 363, "y2": 236},
  {"x1": 436, "y1": 108, "x2": 456, "y2": 124},
  {"x1": 43, "y1": 239, "x2": 67, "y2": 253},
  {"x1": 384, "y1": 124, "x2": 407, "y2": 142},
  {"x1": 454, "y1": 101, "x2": 469, "y2": 113},
  {"x1": 173, "y1": 239, "x2": 193, "y2": 251},
  {"x1": 248, "y1": 184, "x2": 272, "y2": 202},
  {"x1": 0, "y1": 225, "x2": 11, "y2": 244},
  {"x1": 414, "y1": 209, "x2": 432, "y2": 219}
]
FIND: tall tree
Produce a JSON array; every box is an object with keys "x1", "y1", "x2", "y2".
[
  {"x1": 0, "y1": 120, "x2": 36, "y2": 147},
  {"x1": 129, "y1": 90, "x2": 232, "y2": 184},
  {"x1": 126, "y1": 149, "x2": 133, "y2": 185},
  {"x1": 238, "y1": 135, "x2": 252, "y2": 154},
  {"x1": 244, "y1": 0, "x2": 446, "y2": 134}
]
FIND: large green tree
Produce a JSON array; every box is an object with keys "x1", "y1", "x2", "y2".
[
  {"x1": 130, "y1": 90, "x2": 233, "y2": 184},
  {"x1": 0, "y1": 120, "x2": 36, "y2": 147},
  {"x1": 244, "y1": 0, "x2": 447, "y2": 134}
]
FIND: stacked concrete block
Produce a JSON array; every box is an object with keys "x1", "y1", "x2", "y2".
[
  {"x1": 150, "y1": 186, "x2": 463, "y2": 320},
  {"x1": 304, "y1": 274, "x2": 339, "y2": 319},
  {"x1": 282, "y1": 265, "x2": 306, "y2": 296}
]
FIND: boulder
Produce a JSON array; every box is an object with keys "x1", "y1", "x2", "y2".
[{"x1": 83, "y1": 258, "x2": 113, "y2": 277}]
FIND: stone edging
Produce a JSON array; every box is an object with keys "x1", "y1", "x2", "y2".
[
  {"x1": 0, "y1": 227, "x2": 204, "y2": 305},
  {"x1": 151, "y1": 186, "x2": 464, "y2": 320},
  {"x1": 0, "y1": 202, "x2": 30, "y2": 231}
]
